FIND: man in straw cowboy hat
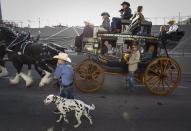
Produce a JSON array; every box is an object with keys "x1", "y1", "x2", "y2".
[
  {"x1": 167, "y1": 20, "x2": 178, "y2": 34},
  {"x1": 53, "y1": 52, "x2": 74, "y2": 101},
  {"x1": 159, "y1": 19, "x2": 179, "y2": 41}
]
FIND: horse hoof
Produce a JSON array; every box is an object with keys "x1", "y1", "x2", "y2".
[
  {"x1": 39, "y1": 83, "x2": 45, "y2": 88},
  {"x1": 74, "y1": 125, "x2": 79, "y2": 128},
  {"x1": 26, "y1": 80, "x2": 33, "y2": 87},
  {"x1": 0, "y1": 72, "x2": 8, "y2": 78},
  {"x1": 0, "y1": 67, "x2": 8, "y2": 78},
  {"x1": 9, "y1": 79, "x2": 19, "y2": 85},
  {"x1": 26, "y1": 85, "x2": 32, "y2": 88}
]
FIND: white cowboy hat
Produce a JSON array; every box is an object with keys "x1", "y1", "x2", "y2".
[{"x1": 53, "y1": 52, "x2": 71, "y2": 63}]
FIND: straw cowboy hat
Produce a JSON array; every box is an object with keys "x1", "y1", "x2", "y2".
[
  {"x1": 53, "y1": 52, "x2": 71, "y2": 63},
  {"x1": 168, "y1": 20, "x2": 176, "y2": 24}
]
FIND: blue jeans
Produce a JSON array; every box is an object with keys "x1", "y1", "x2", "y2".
[
  {"x1": 111, "y1": 17, "x2": 122, "y2": 30},
  {"x1": 127, "y1": 71, "x2": 134, "y2": 88},
  {"x1": 60, "y1": 85, "x2": 74, "y2": 99}
]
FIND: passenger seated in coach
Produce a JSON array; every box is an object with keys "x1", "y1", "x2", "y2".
[
  {"x1": 102, "y1": 41, "x2": 113, "y2": 56},
  {"x1": 144, "y1": 45, "x2": 155, "y2": 60},
  {"x1": 159, "y1": 20, "x2": 180, "y2": 42},
  {"x1": 129, "y1": 6, "x2": 152, "y2": 35},
  {"x1": 74, "y1": 21, "x2": 94, "y2": 52},
  {"x1": 167, "y1": 20, "x2": 179, "y2": 34},
  {"x1": 111, "y1": 1, "x2": 132, "y2": 33},
  {"x1": 159, "y1": 25, "x2": 167, "y2": 45},
  {"x1": 93, "y1": 12, "x2": 111, "y2": 37},
  {"x1": 93, "y1": 12, "x2": 112, "y2": 55},
  {"x1": 119, "y1": 1, "x2": 133, "y2": 20},
  {"x1": 165, "y1": 20, "x2": 179, "y2": 40}
]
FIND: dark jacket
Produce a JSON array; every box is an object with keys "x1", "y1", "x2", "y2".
[
  {"x1": 121, "y1": 8, "x2": 133, "y2": 20},
  {"x1": 83, "y1": 25, "x2": 94, "y2": 37}
]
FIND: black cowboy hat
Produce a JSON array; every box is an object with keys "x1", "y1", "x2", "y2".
[
  {"x1": 121, "y1": 1, "x2": 130, "y2": 6},
  {"x1": 101, "y1": 12, "x2": 110, "y2": 17}
]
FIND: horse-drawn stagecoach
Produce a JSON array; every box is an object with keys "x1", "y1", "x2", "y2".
[
  {"x1": 74, "y1": 27, "x2": 184, "y2": 96},
  {"x1": 0, "y1": 21, "x2": 184, "y2": 96}
]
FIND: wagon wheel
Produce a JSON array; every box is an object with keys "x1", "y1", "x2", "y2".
[
  {"x1": 74, "y1": 59, "x2": 104, "y2": 93},
  {"x1": 144, "y1": 57, "x2": 181, "y2": 96}
]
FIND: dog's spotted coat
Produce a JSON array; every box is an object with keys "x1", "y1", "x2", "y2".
[{"x1": 44, "y1": 94, "x2": 95, "y2": 128}]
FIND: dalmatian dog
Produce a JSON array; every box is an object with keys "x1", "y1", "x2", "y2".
[{"x1": 44, "y1": 94, "x2": 95, "y2": 128}]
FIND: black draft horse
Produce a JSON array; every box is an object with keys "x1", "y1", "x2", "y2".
[
  {"x1": 0, "y1": 27, "x2": 39, "y2": 78},
  {"x1": 0, "y1": 25, "x2": 66, "y2": 87},
  {"x1": 0, "y1": 42, "x2": 8, "y2": 77}
]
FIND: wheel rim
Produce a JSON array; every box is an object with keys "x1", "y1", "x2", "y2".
[
  {"x1": 144, "y1": 57, "x2": 181, "y2": 96},
  {"x1": 74, "y1": 59, "x2": 104, "y2": 93}
]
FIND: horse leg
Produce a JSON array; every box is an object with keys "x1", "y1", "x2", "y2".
[
  {"x1": 27, "y1": 64, "x2": 32, "y2": 77},
  {"x1": 39, "y1": 70, "x2": 52, "y2": 87},
  {"x1": 38, "y1": 63, "x2": 53, "y2": 87},
  {"x1": 34, "y1": 65, "x2": 45, "y2": 77},
  {"x1": 0, "y1": 47, "x2": 8, "y2": 78},
  {"x1": 0, "y1": 60, "x2": 8, "y2": 78},
  {"x1": 19, "y1": 68, "x2": 33, "y2": 87},
  {"x1": 10, "y1": 62, "x2": 33, "y2": 87},
  {"x1": 0, "y1": 65, "x2": 8, "y2": 77},
  {"x1": 9, "y1": 62, "x2": 22, "y2": 85},
  {"x1": 26, "y1": 64, "x2": 34, "y2": 84}
]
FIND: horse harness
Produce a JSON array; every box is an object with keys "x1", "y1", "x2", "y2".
[{"x1": 6, "y1": 33, "x2": 32, "y2": 55}]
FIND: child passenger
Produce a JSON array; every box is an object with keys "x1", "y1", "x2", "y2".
[{"x1": 126, "y1": 41, "x2": 140, "y2": 91}]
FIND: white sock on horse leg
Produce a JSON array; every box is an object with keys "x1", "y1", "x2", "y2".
[
  {"x1": 9, "y1": 73, "x2": 20, "y2": 84},
  {"x1": 0, "y1": 65, "x2": 8, "y2": 77},
  {"x1": 39, "y1": 71, "x2": 52, "y2": 87},
  {"x1": 27, "y1": 69, "x2": 33, "y2": 83},
  {"x1": 27, "y1": 70, "x2": 32, "y2": 77},
  {"x1": 19, "y1": 72, "x2": 33, "y2": 87}
]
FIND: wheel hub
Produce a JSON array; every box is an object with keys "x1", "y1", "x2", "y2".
[{"x1": 159, "y1": 73, "x2": 167, "y2": 79}]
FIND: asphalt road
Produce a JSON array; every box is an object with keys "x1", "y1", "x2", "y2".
[{"x1": 0, "y1": 58, "x2": 191, "y2": 131}]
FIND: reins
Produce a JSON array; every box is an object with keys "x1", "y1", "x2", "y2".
[{"x1": 6, "y1": 34, "x2": 30, "y2": 51}]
